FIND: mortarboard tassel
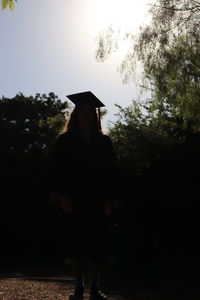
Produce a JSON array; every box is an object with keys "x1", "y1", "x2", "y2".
[{"x1": 97, "y1": 107, "x2": 102, "y2": 131}]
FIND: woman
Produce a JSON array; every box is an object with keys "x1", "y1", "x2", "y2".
[{"x1": 50, "y1": 92, "x2": 118, "y2": 300}]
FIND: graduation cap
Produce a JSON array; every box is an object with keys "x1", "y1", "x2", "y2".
[
  {"x1": 66, "y1": 91, "x2": 105, "y2": 130},
  {"x1": 66, "y1": 91, "x2": 105, "y2": 108}
]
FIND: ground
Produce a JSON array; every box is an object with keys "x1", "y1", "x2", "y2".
[
  {"x1": 0, "y1": 268, "x2": 127, "y2": 300},
  {"x1": 0, "y1": 267, "x2": 200, "y2": 300}
]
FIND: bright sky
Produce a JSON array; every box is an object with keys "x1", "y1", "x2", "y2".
[{"x1": 0, "y1": 0, "x2": 151, "y2": 131}]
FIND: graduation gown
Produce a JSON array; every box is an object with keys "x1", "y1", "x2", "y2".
[{"x1": 50, "y1": 131, "x2": 117, "y2": 263}]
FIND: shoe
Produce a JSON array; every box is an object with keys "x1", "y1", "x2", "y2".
[
  {"x1": 89, "y1": 290, "x2": 107, "y2": 300},
  {"x1": 69, "y1": 286, "x2": 84, "y2": 300},
  {"x1": 69, "y1": 295, "x2": 84, "y2": 300}
]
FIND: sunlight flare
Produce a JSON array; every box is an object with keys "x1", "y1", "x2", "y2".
[{"x1": 88, "y1": 0, "x2": 151, "y2": 35}]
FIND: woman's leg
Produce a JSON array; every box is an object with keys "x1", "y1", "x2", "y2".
[
  {"x1": 71, "y1": 258, "x2": 85, "y2": 297},
  {"x1": 89, "y1": 261, "x2": 107, "y2": 300},
  {"x1": 90, "y1": 260, "x2": 100, "y2": 293}
]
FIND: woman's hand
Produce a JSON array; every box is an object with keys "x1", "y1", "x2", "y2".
[
  {"x1": 102, "y1": 201, "x2": 113, "y2": 217},
  {"x1": 59, "y1": 194, "x2": 73, "y2": 213},
  {"x1": 51, "y1": 193, "x2": 73, "y2": 213}
]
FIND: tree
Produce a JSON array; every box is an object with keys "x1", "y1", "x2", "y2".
[
  {"x1": 109, "y1": 99, "x2": 190, "y2": 182},
  {"x1": 96, "y1": 0, "x2": 200, "y2": 130},
  {"x1": 108, "y1": 97, "x2": 200, "y2": 272},
  {"x1": 96, "y1": 1, "x2": 200, "y2": 270},
  {"x1": 0, "y1": 92, "x2": 68, "y2": 157},
  {"x1": 96, "y1": 1, "x2": 200, "y2": 203},
  {"x1": 0, "y1": 92, "x2": 70, "y2": 264},
  {"x1": 0, "y1": 92, "x2": 69, "y2": 202}
]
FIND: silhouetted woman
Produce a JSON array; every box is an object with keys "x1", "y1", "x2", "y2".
[{"x1": 50, "y1": 92, "x2": 118, "y2": 300}]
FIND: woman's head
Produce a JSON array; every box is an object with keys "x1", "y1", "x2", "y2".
[
  {"x1": 64, "y1": 103, "x2": 102, "y2": 134},
  {"x1": 77, "y1": 104, "x2": 96, "y2": 128}
]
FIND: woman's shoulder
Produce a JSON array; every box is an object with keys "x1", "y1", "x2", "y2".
[
  {"x1": 101, "y1": 133, "x2": 112, "y2": 140},
  {"x1": 56, "y1": 131, "x2": 73, "y2": 144},
  {"x1": 98, "y1": 133, "x2": 113, "y2": 144},
  {"x1": 57, "y1": 131, "x2": 69, "y2": 139}
]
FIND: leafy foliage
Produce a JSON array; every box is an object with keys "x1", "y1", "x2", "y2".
[
  {"x1": 0, "y1": 92, "x2": 69, "y2": 205},
  {"x1": 107, "y1": 98, "x2": 199, "y2": 274},
  {"x1": 0, "y1": 92, "x2": 68, "y2": 157},
  {"x1": 109, "y1": 100, "x2": 190, "y2": 180},
  {"x1": 0, "y1": 92, "x2": 70, "y2": 264},
  {"x1": 1, "y1": 0, "x2": 16, "y2": 10},
  {"x1": 96, "y1": 0, "x2": 200, "y2": 130}
]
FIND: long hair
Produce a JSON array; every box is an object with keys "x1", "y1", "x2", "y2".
[{"x1": 61, "y1": 106, "x2": 102, "y2": 135}]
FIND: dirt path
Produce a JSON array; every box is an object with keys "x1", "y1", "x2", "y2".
[
  {"x1": 0, "y1": 275, "x2": 129, "y2": 300},
  {"x1": 0, "y1": 276, "x2": 72, "y2": 300},
  {"x1": 1, "y1": 270, "x2": 200, "y2": 300}
]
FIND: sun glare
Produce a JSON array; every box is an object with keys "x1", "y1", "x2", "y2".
[{"x1": 88, "y1": 0, "x2": 151, "y2": 35}]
